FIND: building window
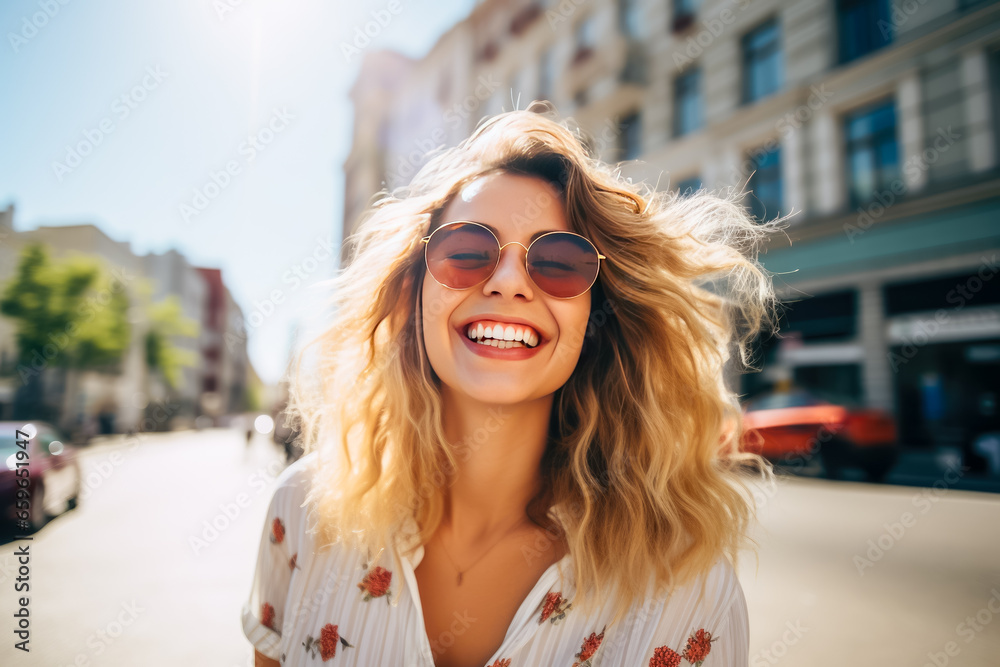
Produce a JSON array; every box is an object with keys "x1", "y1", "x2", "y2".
[
  {"x1": 676, "y1": 175, "x2": 701, "y2": 197},
  {"x1": 673, "y1": 0, "x2": 699, "y2": 32},
  {"x1": 743, "y1": 19, "x2": 782, "y2": 104},
  {"x1": 573, "y1": 16, "x2": 596, "y2": 65},
  {"x1": 510, "y1": 3, "x2": 542, "y2": 36},
  {"x1": 619, "y1": 112, "x2": 642, "y2": 160},
  {"x1": 837, "y1": 0, "x2": 892, "y2": 64},
  {"x1": 478, "y1": 40, "x2": 499, "y2": 62},
  {"x1": 674, "y1": 68, "x2": 702, "y2": 137},
  {"x1": 619, "y1": 0, "x2": 642, "y2": 39},
  {"x1": 538, "y1": 48, "x2": 555, "y2": 101},
  {"x1": 746, "y1": 145, "x2": 782, "y2": 221},
  {"x1": 844, "y1": 99, "x2": 899, "y2": 207},
  {"x1": 991, "y1": 50, "x2": 1000, "y2": 171},
  {"x1": 780, "y1": 289, "x2": 858, "y2": 341}
]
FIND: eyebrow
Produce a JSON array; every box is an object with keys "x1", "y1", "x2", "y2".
[{"x1": 444, "y1": 220, "x2": 555, "y2": 243}]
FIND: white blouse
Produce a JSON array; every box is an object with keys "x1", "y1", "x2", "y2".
[{"x1": 241, "y1": 453, "x2": 750, "y2": 666}]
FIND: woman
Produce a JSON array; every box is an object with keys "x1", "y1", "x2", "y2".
[{"x1": 242, "y1": 103, "x2": 782, "y2": 666}]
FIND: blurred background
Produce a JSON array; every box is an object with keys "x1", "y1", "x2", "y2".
[{"x1": 1, "y1": 0, "x2": 999, "y2": 665}]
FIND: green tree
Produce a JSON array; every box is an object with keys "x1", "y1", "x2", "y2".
[
  {"x1": 0, "y1": 243, "x2": 131, "y2": 420},
  {"x1": 144, "y1": 295, "x2": 199, "y2": 389}
]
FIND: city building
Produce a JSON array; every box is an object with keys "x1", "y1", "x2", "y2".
[
  {"x1": 12, "y1": 222, "x2": 148, "y2": 434},
  {"x1": 195, "y1": 267, "x2": 252, "y2": 423},
  {"x1": 0, "y1": 205, "x2": 255, "y2": 432},
  {"x1": 141, "y1": 248, "x2": 210, "y2": 426},
  {"x1": 343, "y1": 0, "x2": 1000, "y2": 452}
]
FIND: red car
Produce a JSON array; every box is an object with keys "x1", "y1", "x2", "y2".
[
  {"x1": 0, "y1": 421, "x2": 82, "y2": 533},
  {"x1": 741, "y1": 390, "x2": 899, "y2": 482}
]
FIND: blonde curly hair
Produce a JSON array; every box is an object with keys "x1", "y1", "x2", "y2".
[{"x1": 289, "y1": 101, "x2": 784, "y2": 625}]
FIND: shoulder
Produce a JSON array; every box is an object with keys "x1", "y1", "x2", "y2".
[
  {"x1": 636, "y1": 556, "x2": 746, "y2": 638},
  {"x1": 670, "y1": 557, "x2": 744, "y2": 624},
  {"x1": 273, "y1": 451, "x2": 317, "y2": 495},
  {"x1": 611, "y1": 558, "x2": 747, "y2": 664},
  {"x1": 264, "y1": 452, "x2": 319, "y2": 542}
]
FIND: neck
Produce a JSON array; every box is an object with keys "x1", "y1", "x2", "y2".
[{"x1": 438, "y1": 384, "x2": 554, "y2": 544}]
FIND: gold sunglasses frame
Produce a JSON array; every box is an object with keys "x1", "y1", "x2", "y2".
[{"x1": 420, "y1": 220, "x2": 606, "y2": 300}]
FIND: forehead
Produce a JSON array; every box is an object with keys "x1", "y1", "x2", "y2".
[{"x1": 440, "y1": 172, "x2": 569, "y2": 236}]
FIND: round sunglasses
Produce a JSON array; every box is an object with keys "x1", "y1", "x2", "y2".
[{"x1": 421, "y1": 221, "x2": 605, "y2": 299}]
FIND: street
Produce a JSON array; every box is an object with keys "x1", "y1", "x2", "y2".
[
  {"x1": 0, "y1": 428, "x2": 284, "y2": 667},
  {"x1": 0, "y1": 429, "x2": 998, "y2": 666},
  {"x1": 739, "y1": 473, "x2": 1000, "y2": 665}
]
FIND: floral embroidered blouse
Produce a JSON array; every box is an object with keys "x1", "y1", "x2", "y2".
[{"x1": 241, "y1": 453, "x2": 750, "y2": 666}]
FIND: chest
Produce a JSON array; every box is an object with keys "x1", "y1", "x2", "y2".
[{"x1": 413, "y1": 530, "x2": 567, "y2": 667}]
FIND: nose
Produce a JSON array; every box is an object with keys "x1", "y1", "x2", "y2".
[{"x1": 482, "y1": 240, "x2": 534, "y2": 298}]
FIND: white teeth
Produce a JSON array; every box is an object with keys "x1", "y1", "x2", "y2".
[{"x1": 464, "y1": 321, "x2": 541, "y2": 348}]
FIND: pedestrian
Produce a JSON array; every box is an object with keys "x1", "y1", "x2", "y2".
[{"x1": 242, "y1": 103, "x2": 783, "y2": 667}]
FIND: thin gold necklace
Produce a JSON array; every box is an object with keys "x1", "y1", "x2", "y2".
[{"x1": 436, "y1": 516, "x2": 529, "y2": 586}]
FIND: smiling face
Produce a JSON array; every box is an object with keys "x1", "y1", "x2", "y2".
[{"x1": 421, "y1": 171, "x2": 593, "y2": 405}]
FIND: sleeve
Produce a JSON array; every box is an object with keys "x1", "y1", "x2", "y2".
[
  {"x1": 240, "y1": 456, "x2": 313, "y2": 660},
  {"x1": 631, "y1": 560, "x2": 750, "y2": 667},
  {"x1": 700, "y1": 578, "x2": 749, "y2": 667}
]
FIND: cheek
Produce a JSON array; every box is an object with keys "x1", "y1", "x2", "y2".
[
  {"x1": 421, "y1": 280, "x2": 439, "y2": 348},
  {"x1": 555, "y1": 297, "x2": 593, "y2": 362},
  {"x1": 421, "y1": 278, "x2": 459, "y2": 356}
]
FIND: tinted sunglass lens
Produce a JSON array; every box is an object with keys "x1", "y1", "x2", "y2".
[
  {"x1": 425, "y1": 223, "x2": 499, "y2": 289},
  {"x1": 527, "y1": 234, "x2": 600, "y2": 299}
]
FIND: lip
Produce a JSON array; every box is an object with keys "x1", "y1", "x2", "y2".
[{"x1": 458, "y1": 328, "x2": 546, "y2": 360}]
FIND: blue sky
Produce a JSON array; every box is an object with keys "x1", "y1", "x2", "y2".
[{"x1": 0, "y1": 0, "x2": 476, "y2": 386}]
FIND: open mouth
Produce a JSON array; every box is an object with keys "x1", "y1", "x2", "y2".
[{"x1": 461, "y1": 321, "x2": 541, "y2": 350}]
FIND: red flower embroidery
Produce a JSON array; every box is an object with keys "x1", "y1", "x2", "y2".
[
  {"x1": 649, "y1": 628, "x2": 718, "y2": 667},
  {"x1": 572, "y1": 627, "x2": 606, "y2": 666},
  {"x1": 320, "y1": 624, "x2": 340, "y2": 660},
  {"x1": 649, "y1": 645, "x2": 682, "y2": 667},
  {"x1": 489, "y1": 660, "x2": 511, "y2": 667},
  {"x1": 289, "y1": 553, "x2": 299, "y2": 570},
  {"x1": 681, "y1": 629, "x2": 715, "y2": 665},
  {"x1": 270, "y1": 517, "x2": 285, "y2": 544},
  {"x1": 260, "y1": 602, "x2": 276, "y2": 630},
  {"x1": 357, "y1": 565, "x2": 392, "y2": 602},
  {"x1": 302, "y1": 623, "x2": 354, "y2": 661},
  {"x1": 539, "y1": 591, "x2": 572, "y2": 624}
]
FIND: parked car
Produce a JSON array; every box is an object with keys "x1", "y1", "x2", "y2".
[
  {"x1": 0, "y1": 421, "x2": 82, "y2": 533},
  {"x1": 741, "y1": 389, "x2": 900, "y2": 482}
]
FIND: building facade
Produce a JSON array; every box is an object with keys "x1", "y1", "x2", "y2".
[
  {"x1": 195, "y1": 267, "x2": 252, "y2": 424},
  {"x1": 344, "y1": 0, "x2": 1000, "y2": 451},
  {"x1": 141, "y1": 248, "x2": 210, "y2": 425},
  {"x1": 0, "y1": 206, "x2": 254, "y2": 433}
]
